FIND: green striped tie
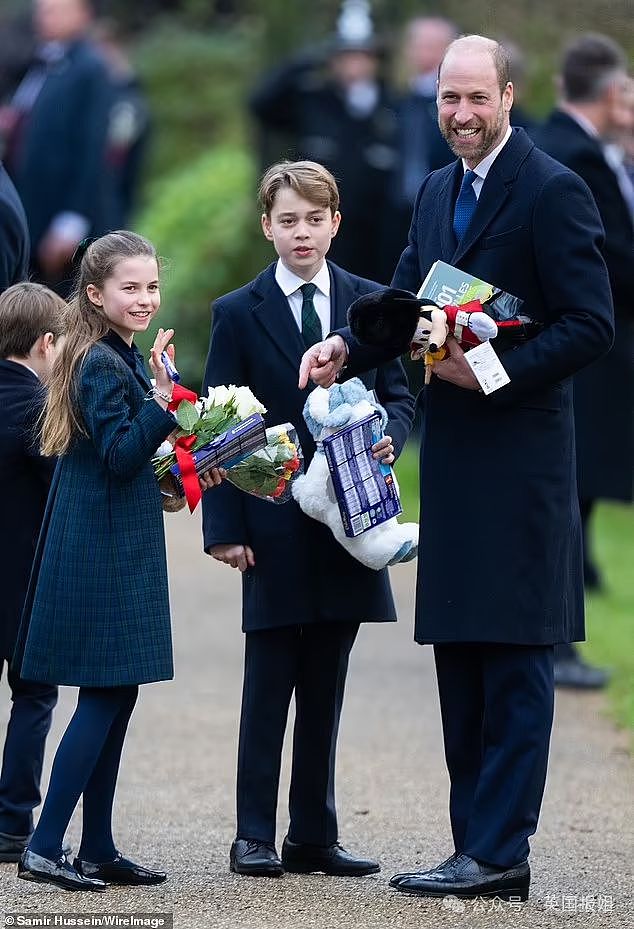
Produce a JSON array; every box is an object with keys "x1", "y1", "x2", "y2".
[{"x1": 300, "y1": 282, "x2": 322, "y2": 348}]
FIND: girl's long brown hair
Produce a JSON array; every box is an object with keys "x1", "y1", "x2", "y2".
[{"x1": 40, "y1": 230, "x2": 158, "y2": 457}]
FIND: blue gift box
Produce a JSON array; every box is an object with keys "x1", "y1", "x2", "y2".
[
  {"x1": 169, "y1": 413, "x2": 267, "y2": 497},
  {"x1": 322, "y1": 413, "x2": 402, "y2": 538}
]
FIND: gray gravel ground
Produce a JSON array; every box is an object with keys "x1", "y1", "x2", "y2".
[{"x1": 1, "y1": 509, "x2": 632, "y2": 929}]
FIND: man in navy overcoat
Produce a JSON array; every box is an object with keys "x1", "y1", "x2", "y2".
[
  {"x1": 299, "y1": 36, "x2": 614, "y2": 900},
  {"x1": 4, "y1": 0, "x2": 112, "y2": 295},
  {"x1": 533, "y1": 34, "x2": 634, "y2": 687}
]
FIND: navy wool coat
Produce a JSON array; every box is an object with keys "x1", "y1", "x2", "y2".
[
  {"x1": 202, "y1": 261, "x2": 415, "y2": 633},
  {"x1": 14, "y1": 334, "x2": 177, "y2": 686},
  {"x1": 341, "y1": 128, "x2": 614, "y2": 646},
  {"x1": 533, "y1": 111, "x2": 634, "y2": 502},
  {"x1": 0, "y1": 162, "x2": 29, "y2": 292},
  {"x1": 0, "y1": 361, "x2": 55, "y2": 660}
]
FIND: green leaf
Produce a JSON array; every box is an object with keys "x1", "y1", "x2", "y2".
[{"x1": 175, "y1": 400, "x2": 200, "y2": 432}]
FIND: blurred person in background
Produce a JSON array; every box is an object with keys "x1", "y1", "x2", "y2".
[
  {"x1": 249, "y1": 1, "x2": 399, "y2": 284},
  {"x1": 533, "y1": 34, "x2": 633, "y2": 690},
  {"x1": 92, "y1": 18, "x2": 151, "y2": 230},
  {"x1": 0, "y1": 159, "x2": 29, "y2": 293},
  {"x1": 394, "y1": 16, "x2": 457, "y2": 216},
  {"x1": 2, "y1": 0, "x2": 113, "y2": 296}
]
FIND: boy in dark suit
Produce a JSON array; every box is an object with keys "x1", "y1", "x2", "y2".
[
  {"x1": 202, "y1": 161, "x2": 414, "y2": 877},
  {"x1": 0, "y1": 281, "x2": 66, "y2": 861}
]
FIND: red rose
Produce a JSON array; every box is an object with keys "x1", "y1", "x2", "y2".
[{"x1": 286, "y1": 456, "x2": 300, "y2": 472}]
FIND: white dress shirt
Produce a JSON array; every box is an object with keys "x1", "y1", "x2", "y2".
[
  {"x1": 462, "y1": 125, "x2": 513, "y2": 199},
  {"x1": 275, "y1": 259, "x2": 331, "y2": 339}
]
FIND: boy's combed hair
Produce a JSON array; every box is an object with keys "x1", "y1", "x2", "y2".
[
  {"x1": 0, "y1": 283, "x2": 67, "y2": 359},
  {"x1": 259, "y1": 161, "x2": 340, "y2": 216},
  {"x1": 40, "y1": 230, "x2": 158, "y2": 457}
]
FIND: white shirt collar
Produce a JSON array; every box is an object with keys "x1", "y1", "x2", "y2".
[
  {"x1": 463, "y1": 125, "x2": 513, "y2": 182},
  {"x1": 275, "y1": 259, "x2": 331, "y2": 298},
  {"x1": 561, "y1": 106, "x2": 600, "y2": 140}
]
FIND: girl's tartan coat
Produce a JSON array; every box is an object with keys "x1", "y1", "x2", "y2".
[{"x1": 14, "y1": 335, "x2": 177, "y2": 687}]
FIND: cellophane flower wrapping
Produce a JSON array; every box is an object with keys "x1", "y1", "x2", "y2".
[
  {"x1": 224, "y1": 423, "x2": 304, "y2": 504},
  {"x1": 152, "y1": 385, "x2": 267, "y2": 511}
]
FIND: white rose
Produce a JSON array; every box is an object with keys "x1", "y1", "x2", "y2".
[
  {"x1": 234, "y1": 385, "x2": 267, "y2": 419},
  {"x1": 212, "y1": 384, "x2": 233, "y2": 408}
]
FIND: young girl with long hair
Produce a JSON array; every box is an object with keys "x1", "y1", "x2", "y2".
[{"x1": 14, "y1": 231, "x2": 222, "y2": 891}]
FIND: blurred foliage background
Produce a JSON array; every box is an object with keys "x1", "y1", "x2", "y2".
[{"x1": 3, "y1": 0, "x2": 631, "y2": 376}]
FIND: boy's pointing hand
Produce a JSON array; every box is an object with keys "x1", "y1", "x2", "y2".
[{"x1": 298, "y1": 335, "x2": 348, "y2": 389}]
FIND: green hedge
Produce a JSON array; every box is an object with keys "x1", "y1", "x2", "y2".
[{"x1": 135, "y1": 145, "x2": 269, "y2": 387}]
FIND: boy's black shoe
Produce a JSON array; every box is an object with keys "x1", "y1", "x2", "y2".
[
  {"x1": 230, "y1": 838, "x2": 283, "y2": 877},
  {"x1": 0, "y1": 831, "x2": 30, "y2": 863},
  {"x1": 74, "y1": 852, "x2": 167, "y2": 885},
  {"x1": 391, "y1": 853, "x2": 529, "y2": 900},
  {"x1": 281, "y1": 837, "x2": 380, "y2": 876}
]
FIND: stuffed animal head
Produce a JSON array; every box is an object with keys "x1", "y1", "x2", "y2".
[
  {"x1": 303, "y1": 378, "x2": 388, "y2": 441},
  {"x1": 348, "y1": 288, "x2": 439, "y2": 354}
]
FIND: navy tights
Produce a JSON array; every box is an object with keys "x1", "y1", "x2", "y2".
[{"x1": 28, "y1": 685, "x2": 138, "y2": 861}]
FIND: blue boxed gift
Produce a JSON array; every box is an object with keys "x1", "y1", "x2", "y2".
[
  {"x1": 169, "y1": 413, "x2": 267, "y2": 497},
  {"x1": 322, "y1": 413, "x2": 402, "y2": 538}
]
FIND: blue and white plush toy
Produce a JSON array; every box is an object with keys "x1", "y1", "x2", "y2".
[{"x1": 292, "y1": 378, "x2": 419, "y2": 570}]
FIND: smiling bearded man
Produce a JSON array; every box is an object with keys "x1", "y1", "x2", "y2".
[{"x1": 297, "y1": 33, "x2": 614, "y2": 901}]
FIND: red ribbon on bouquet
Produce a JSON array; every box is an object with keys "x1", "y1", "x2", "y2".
[
  {"x1": 168, "y1": 383, "x2": 202, "y2": 513},
  {"x1": 174, "y1": 433, "x2": 201, "y2": 513},
  {"x1": 167, "y1": 383, "x2": 198, "y2": 411}
]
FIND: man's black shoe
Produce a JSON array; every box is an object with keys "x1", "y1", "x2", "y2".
[
  {"x1": 18, "y1": 850, "x2": 107, "y2": 892},
  {"x1": 281, "y1": 837, "x2": 380, "y2": 876},
  {"x1": 230, "y1": 838, "x2": 283, "y2": 877},
  {"x1": 74, "y1": 852, "x2": 167, "y2": 885},
  {"x1": 392, "y1": 853, "x2": 529, "y2": 900},
  {"x1": 389, "y1": 852, "x2": 459, "y2": 887},
  {"x1": 554, "y1": 657, "x2": 610, "y2": 689}
]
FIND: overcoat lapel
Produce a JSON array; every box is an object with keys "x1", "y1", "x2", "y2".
[
  {"x1": 451, "y1": 128, "x2": 535, "y2": 263},
  {"x1": 251, "y1": 264, "x2": 306, "y2": 371},
  {"x1": 329, "y1": 261, "x2": 363, "y2": 330}
]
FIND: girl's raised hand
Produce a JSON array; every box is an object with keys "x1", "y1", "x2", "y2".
[{"x1": 149, "y1": 328, "x2": 176, "y2": 395}]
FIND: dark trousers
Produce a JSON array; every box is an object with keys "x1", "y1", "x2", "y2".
[
  {"x1": 0, "y1": 658, "x2": 57, "y2": 836},
  {"x1": 237, "y1": 622, "x2": 359, "y2": 846},
  {"x1": 434, "y1": 643, "x2": 554, "y2": 869}
]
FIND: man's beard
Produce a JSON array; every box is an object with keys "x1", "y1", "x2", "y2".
[{"x1": 440, "y1": 105, "x2": 505, "y2": 163}]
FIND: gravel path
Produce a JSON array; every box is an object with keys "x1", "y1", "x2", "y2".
[{"x1": 1, "y1": 509, "x2": 632, "y2": 928}]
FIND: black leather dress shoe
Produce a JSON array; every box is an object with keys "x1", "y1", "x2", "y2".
[
  {"x1": 389, "y1": 852, "x2": 459, "y2": 887},
  {"x1": 74, "y1": 852, "x2": 167, "y2": 885},
  {"x1": 0, "y1": 831, "x2": 30, "y2": 863},
  {"x1": 18, "y1": 849, "x2": 107, "y2": 892},
  {"x1": 230, "y1": 838, "x2": 283, "y2": 877},
  {"x1": 554, "y1": 656, "x2": 610, "y2": 689},
  {"x1": 281, "y1": 837, "x2": 380, "y2": 876},
  {"x1": 0, "y1": 832, "x2": 71, "y2": 863},
  {"x1": 392, "y1": 853, "x2": 529, "y2": 900}
]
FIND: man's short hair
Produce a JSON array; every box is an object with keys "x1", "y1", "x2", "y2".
[
  {"x1": 561, "y1": 33, "x2": 628, "y2": 103},
  {"x1": 259, "y1": 161, "x2": 340, "y2": 216},
  {"x1": 0, "y1": 282, "x2": 67, "y2": 358}
]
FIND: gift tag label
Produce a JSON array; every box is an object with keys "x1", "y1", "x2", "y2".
[{"x1": 465, "y1": 341, "x2": 510, "y2": 394}]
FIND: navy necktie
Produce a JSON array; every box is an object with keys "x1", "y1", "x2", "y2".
[
  {"x1": 453, "y1": 169, "x2": 478, "y2": 241},
  {"x1": 300, "y1": 283, "x2": 322, "y2": 348}
]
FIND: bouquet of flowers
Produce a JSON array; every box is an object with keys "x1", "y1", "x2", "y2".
[
  {"x1": 153, "y1": 386, "x2": 304, "y2": 512},
  {"x1": 153, "y1": 383, "x2": 268, "y2": 512},
  {"x1": 225, "y1": 423, "x2": 304, "y2": 504}
]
